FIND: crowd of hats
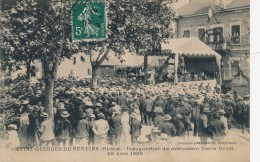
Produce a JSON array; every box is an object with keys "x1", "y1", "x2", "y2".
[{"x1": 1, "y1": 76, "x2": 250, "y2": 130}]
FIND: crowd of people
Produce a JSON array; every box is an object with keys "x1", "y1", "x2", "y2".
[{"x1": 1, "y1": 76, "x2": 249, "y2": 148}]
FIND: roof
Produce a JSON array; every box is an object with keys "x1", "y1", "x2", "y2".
[
  {"x1": 100, "y1": 58, "x2": 127, "y2": 66},
  {"x1": 177, "y1": 0, "x2": 249, "y2": 16},
  {"x1": 161, "y1": 37, "x2": 221, "y2": 59}
]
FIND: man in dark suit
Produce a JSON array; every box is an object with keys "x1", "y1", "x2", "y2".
[
  {"x1": 159, "y1": 114, "x2": 176, "y2": 137},
  {"x1": 138, "y1": 93, "x2": 146, "y2": 123},
  {"x1": 197, "y1": 107, "x2": 209, "y2": 143},
  {"x1": 223, "y1": 93, "x2": 236, "y2": 130},
  {"x1": 144, "y1": 95, "x2": 154, "y2": 125},
  {"x1": 207, "y1": 113, "x2": 226, "y2": 142},
  {"x1": 109, "y1": 110, "x2": 122, "y2": 145},
  {"x1": 130, "y1": 112, "x2": 141, "y2": 145},
  {"x1": 153, "y1": 96, "x2": 165, "y2": 110},
  {"x1": 117, "y1": 91, "x2": 127, "y2": 106}
]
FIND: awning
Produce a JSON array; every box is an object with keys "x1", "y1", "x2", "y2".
[
  {"x1": 162, "y1": 37, "x2": 222, "y2": 84},
  {"x1": 162, "y1": 37, "x2": 221, "y2": 59}
]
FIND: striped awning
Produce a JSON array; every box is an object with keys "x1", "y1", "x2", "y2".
[{"x1": 162, "y1": 37, "x2": 221, "y2": 59}]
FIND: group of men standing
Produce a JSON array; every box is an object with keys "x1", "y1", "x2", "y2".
[{"x1": 3, "y1": 79, "x2": 249, "y2": 148}]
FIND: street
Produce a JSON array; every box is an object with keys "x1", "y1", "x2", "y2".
[{"x1": 140, "y1": 124, "x2": 249, "y2": 146}]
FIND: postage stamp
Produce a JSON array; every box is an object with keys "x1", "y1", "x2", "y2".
[{"x1": 72, "y1": 0, "x2": 107, "y2": 41}]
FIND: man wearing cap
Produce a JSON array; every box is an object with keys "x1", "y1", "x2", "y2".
[
  {"x1": 27, "y1": 105, "x2": 40, "y2": 147},
  {"x1": 223, "y1": 93, "x2": 235, "y2": 130},
  {"x1": 88, "y1": 114, "x2": 96, "y2": 146},
  {"x1": 130, "y1": 111, "x2": 141, "y2": 145},
  {"x1": 159, "y1": 114, "x2": 176, "y2": 138},
  {"x1": 75, "y1": 112, "x2": 89, "y2": 146},
  {"x1": 6, "y1": 124, "x2": 20, "y2": 148},
  {"x1": 235, "y1": 97, "x2": 248, "y2": 133},
  {"x1": 55, "y1": 111, "x2": 72, "y2": 146},
  {"x1": 192, "y1": 100, "x2": 202, "y2": 136},
  {"x1": 109, "y1": 108, "x2": 122, "y2": 146},
  {"x1": 207, "y1": 113, "x2": 226, "y2": 142},
  {"x1": 153, "y1": 107, "x2": 164, "y2": 127},
  {"x1": 144, "y1": 95, "x2": 154, "y2": 126},
  {"x1": 219, "y1": 110, "x2": 228, "y2": 134},
  {"x1": 117, "y1": 91, "x2": 128, "y2": 107},
  {"x1": 197, "y1": 107, "x2": 209, "y2": 143},
  {"x1": 181, "y1": 98, "x2": 192, "y2": 135},
  {"x1": 138, "y1": 93, "x2": 146, "y2": 123},
  {"x1": 153, "y1": 96, "x2": 165, "y2": 111},
  {"x1": 173, "y1": 114, "x2": 185, "y2": 137},
  {"x1": 18, "y1": 105, "x2": 32, "y2": 147},
  {"x1": 214, "y1": 97, "x2": 224, "y2": 112},
  {"x1": 38, "y1": 112, "x2": 55, "y2": 146},
  {"x1": 92, "y1": 113, "x2": 109, "y2": 145}
]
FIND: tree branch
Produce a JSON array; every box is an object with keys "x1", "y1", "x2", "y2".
[
  {"x1": 96, "y1": 47, "x2": 111, "y2": 66},
  {"x1": 95, "y1": 45, "x2": 106, "y2": 63}
]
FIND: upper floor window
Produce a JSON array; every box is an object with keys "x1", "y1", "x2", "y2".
[
  {"x1": 207, "y1": 26, "x2": 223, "y2": 43},
  {"x1": 230, "y1": 25, "x2": 240, "y2": 44},
  {"x1": 198, "y1": 28, "x2": 207, "y2": 42},
  {"x1": 87, "y1": 69, "x2": 91, "y2": 75},
  {"x1": 213, "y1": 27, "x2": 223, "y2": 42},
  {"x1": 183, "y1": 30, "x2": 190, "y2": 38},
  {"x1": 158, "y1": 58, "x2": 166, "y2": 66}
]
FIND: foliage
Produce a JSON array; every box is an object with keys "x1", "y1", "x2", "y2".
[{"x1": 1, "y1": 0, "x2": 76, "y2": 79}]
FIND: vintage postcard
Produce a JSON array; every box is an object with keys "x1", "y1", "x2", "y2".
[{"x1": 0, "y1": 0, "x2": 251, "y2": 161}]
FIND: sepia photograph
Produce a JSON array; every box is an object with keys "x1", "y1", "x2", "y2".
[{"x1": 0, "y1": 0, "x2": 252, "y2": 161}]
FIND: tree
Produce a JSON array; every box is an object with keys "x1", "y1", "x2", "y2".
[
  {"x1": 1, "y1": 0, "x2": 76, "y2": 118},
  {"x1": 1, "y1": 0, "x2": 175, "y2": 118},
  {"x1": 74, "y1": 0, "x2": 175, "y2": 87}
]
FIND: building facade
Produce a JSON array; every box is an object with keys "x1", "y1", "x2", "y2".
[{"x1": 176, "y1": 0, "x2": 249, "y2": 85}]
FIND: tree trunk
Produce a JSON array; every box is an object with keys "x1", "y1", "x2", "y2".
[
  {"x1": 144, "y1": 55, "x2": 148, "y2": 83},
  {"x1": 42, "y1": 56, "x2": 59, "y2": 120},
  {"x1": 44, "y1": 77, "x2": 54, "y2": 119},
  {"x1": 92, "y1": 65, "x2": 98, "y2": 89},
  {"x1": 26, "y1": 61, "x2": 31, "y2": 79}
]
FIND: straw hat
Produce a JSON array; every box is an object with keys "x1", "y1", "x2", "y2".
[
  {"x1": 96, "y1": 103, "x2": 102, "y2": 107},
  {"x1": 22, "y1": 100, "x2": 29, "y2": 105},
  {"x1": 8, "y1": 124, "x2": 17, "y2": 130},
  {"x1": 176, "y1": 114, "x2": 183, "y2": 119},
  {"x1": 154, "y1": 107, "x2": 163, "y2": 113},
  {"x1": 40, "y1": 112, "x2": 49, "y2": 118},
  {"x1": 219, "y1": 109, "x2": 226, "y2": 115},
  {"x1": 237, "y1": 96, "x2": 243, "y2": 101},
  {"x1": 79, "y1": 112, "x2": 87, "y2": 118},
  {"x1": 99, "y1": 113, "x2": 105, "y2": 119},
  {"x1": 137, "y1": 136, "x2": 149, "y2": 143},
  {"x1": 113, "y1": 105, "x2": 121, "y2": 114},
  {"x1": 163, "y1": 114, "x2": 172, "y2": 121},
  {"x1": 203, "y1": 107, "x2": 211, "y2": 113},
  {"x1": 61, "y1": 111, "x2": 70, "y2": 118},
  {"x1": 90, "y1": 114, "x2": 96, "y2": 118},
  {"x1": 85, "y1": 101, "x2": 93, "y2": 107},
  {"x1": 152, "y1": 127, "x2": 161, "y2": 133}
]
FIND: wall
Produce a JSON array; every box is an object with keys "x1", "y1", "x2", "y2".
[{"x1": 177, "y1": 6, "x2": 250, "y2": 82}]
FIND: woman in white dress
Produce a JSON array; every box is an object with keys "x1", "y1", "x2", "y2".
[{"x1": 120, "y1": 106, "x2": 131, "y2": 146}]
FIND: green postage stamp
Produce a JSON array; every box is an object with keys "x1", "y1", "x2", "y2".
[{"x1": 72, "y1": 0, "x2": 107, "y2": 42}]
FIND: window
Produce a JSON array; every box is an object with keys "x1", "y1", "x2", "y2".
[
  {"x1": 158, "y1": 59, "x2": 166, "y2": 66},
  {"x1": 87, "y1": 69, "x2": 91, "y2": 75},
  {"x1": 231, "y1": 25, "x2": 240, "y2": 44},
  {"x1": 198, "y1": 28, "x2": 207, "y2": 42},
  {"x1": 73, "y1": 57, "x2": 76, "y2": 64},
  {"x1": 207, "y1": 26, "x2": 223, "y2": 43},
  {"x1": 183, "y1": 30, "x2": 190, "y2": 38},
  {"x1": 213, "y1": 27, "x2": 223, "y2": 42}
]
